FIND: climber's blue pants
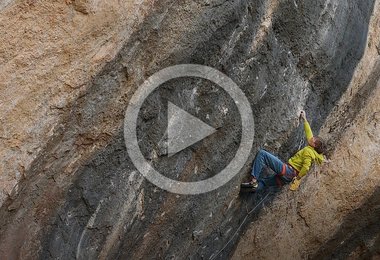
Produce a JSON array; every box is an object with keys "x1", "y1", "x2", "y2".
[{"x1": 251, "y1": 149, "x2": 295, "y2": 190}]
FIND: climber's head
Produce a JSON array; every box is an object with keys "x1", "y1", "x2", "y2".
[{"x1": 309, "y1": 136, "x2": 325, "y2": 154}]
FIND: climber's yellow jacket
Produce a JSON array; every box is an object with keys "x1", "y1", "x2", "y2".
[{"x1": 288, "y1": 120, "x2": 324, "y2": 178}]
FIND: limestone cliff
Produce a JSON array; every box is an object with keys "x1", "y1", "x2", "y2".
[{"x1": 0, "y1": 0, "x2": 379, "y2": 259}]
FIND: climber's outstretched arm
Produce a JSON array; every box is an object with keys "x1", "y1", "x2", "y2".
[{"x1": 300, "y1": 110, "x2": 314, "y2": 145}]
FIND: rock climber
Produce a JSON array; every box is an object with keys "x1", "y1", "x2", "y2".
[{"x1": 242, "y1": 110, "x2": 326, "y2": 191}]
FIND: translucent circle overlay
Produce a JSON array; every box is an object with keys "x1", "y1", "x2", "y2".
[{"x1": 124, "y1": 64, "x2": 254, "y2": 194}]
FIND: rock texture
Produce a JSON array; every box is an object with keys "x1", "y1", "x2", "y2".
[
  {"x1": 0, "y1": 0, "x2": 156, "y2": 206},
  {"x1": 233, "y1": 1, "x2": 380, "y2": 258},
  {"x1": 0, "y1": 0, "x2": 379, "y2": 259}
]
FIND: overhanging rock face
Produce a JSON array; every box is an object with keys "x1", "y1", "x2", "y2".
[{"x1": 0, "y1": 0, "x2": 379, "y2": 259}]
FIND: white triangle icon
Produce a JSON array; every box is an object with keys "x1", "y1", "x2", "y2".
[{"x1": 167, "y1": 102, "x2": 216, "y2": 156}]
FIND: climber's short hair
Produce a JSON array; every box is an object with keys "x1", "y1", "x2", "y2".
[{"x1": 313, "y1": 136, "x2": 325, "y2": 154}]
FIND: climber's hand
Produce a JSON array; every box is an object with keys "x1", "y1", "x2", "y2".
[
  {"x1": 290, "y1": 177, "x2": 301, "y2": 191},
  {"x1": 299, "y1": 110, "x2": 306, "y2": 121}
]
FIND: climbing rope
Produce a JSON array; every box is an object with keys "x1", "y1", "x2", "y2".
[{"x1": 209, "y1": 192, "x2": 270, "y2": 260}]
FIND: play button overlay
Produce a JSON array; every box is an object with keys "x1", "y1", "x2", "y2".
[
  {"x1": 124, "y1": 64, "x2": 254, "y2": 195},
  {"x1": 167, "y1": 102, "x2": 216, "y2": 156}
]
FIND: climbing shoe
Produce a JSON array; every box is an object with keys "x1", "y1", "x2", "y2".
[{"x1": 241, "y1": 177, "x2": 258, "y2": 189}]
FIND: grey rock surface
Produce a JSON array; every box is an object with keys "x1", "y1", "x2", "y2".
[{"x1": 0, "y1": 0, "x2": 379, "y2": 259}]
